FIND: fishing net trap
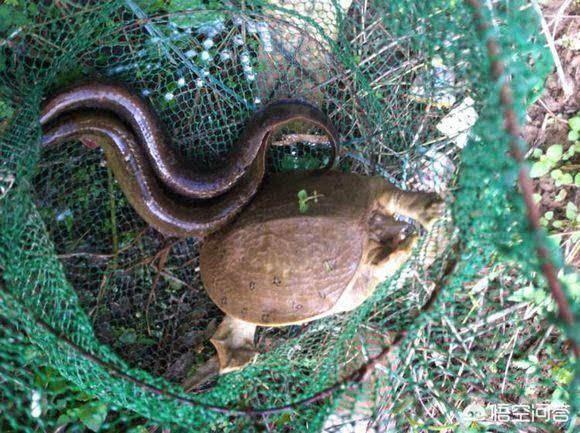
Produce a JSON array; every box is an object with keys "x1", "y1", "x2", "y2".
[{"x1": 0, "y1": 0, "x2": 578, "y2": 432}]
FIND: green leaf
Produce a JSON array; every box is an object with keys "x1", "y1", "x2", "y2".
[
  {"x1": 529, "y1": 159, "x2": 552, "y2": 178},
  {"x1": 532, "y1": 148, "x2": 543, "y2": 158},
  {"x1": 135, "y1": 0, "x2": 166, "y2": 12},
  {"x1": 299, "y1": 201, "x2": 309, "y2": 214},
  {"x1": 57, "y1": 412, "x2": 74, "y2": 426},
  {"x1": 23, "y1": 346, "x2": 39, "y2": 362},
  {"x1": 552, "y1": 220, "x2": 563, "y2": 229},
  {"x1": 533, "y1": 289, "x2": 547, "y2": 304},
  {"x1": 544, "y1": 211, "x2": 553, "y2": 221},
  {"x1": 275, "y1": 413, "x2": 293, "y2": 426},
  {"x1": 561, "y1": 271, "x2": 579, "y2": 299},
  {"x1": 509, "y1": 285, "x2": 535, "y2": 302},
  {"x1": 297, "y1": 189, "x2": 308, "y2": 201},
  {"x1": 568, "y1": 129, "x2": 579, "y2": 141},
  {"x1": 532, "y1": 193, "x2": 542, "y2": 204},
  {"x1": 0, "y1": 5, "x2": 29, "y2": 34},
  {"x1": 550, "y1": 168, "x2": 563, "y2": 180},
  {"x1": 47, "y1": 376, "x2": 71, "y2": 394},
  {"x1": 136, "y1": 336, "x2": 157, "y2": 346},
  {"x1": 568, "y1": 115, "x2": 580, "y2": 132},
  {"x1": 27, "y1": 3, "x2": 39, "y2": 16},
  {"x1": 565, "y1": 202, "x2": 577, "y2": 220},
  {"x1": 280, "y1": 153, "x2": 322, "y2": 171},
  {"x1": 575, "y1": 173, "x2": 580, "y2": 187},
  {"x1": 527, "y1": 365, "x2": 538, "y2": 375},
  {"x1": 553, "y1": 366, "x2": 573, "y2": 385},
  {"x1": 556, "y1": 173, "x2": 573, "y2": 186},
  {"x1": 545, "y1": 144, "x2": 563, "y2": 162},
  {"x1": 554, "y1": 189, "x2": 567, "y2": 202},
  {"x1": 513, "y1": 360, "x2": 531, "y2": 369},
  {"x1": 118, "y1": 329, "x2": 136, "y2": 344},
  {"x1": 77, "y1": 402, "x2": 108, "y2": 432},
  {"x1": 0, "y1": 99, "x2": 13, "y2": 120}
]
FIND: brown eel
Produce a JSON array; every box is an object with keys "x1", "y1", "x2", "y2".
[{"x1": 40, "y1": 83, "x2": 339, "y2": 238}]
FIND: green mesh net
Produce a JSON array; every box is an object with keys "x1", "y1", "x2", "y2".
[{"x1": 0, "y1": 0, "x2": 577, "y2": 432}]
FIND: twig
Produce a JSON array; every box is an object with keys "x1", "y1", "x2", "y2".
[
  {"x1": 56, "y1": 227, "x2": 149, "y2": 261},
  {"x1": 450, "y1": 338, "x2": 475, "y2": 396},
  {"x1": 531, "y1": 0, "x2": 573, "y2": 97},
  {"x1": 500, "y1": 328, "x2": 519, "y2": 394},
  {"x1": 459, "y1": 302, "x2": 528, "y2": 335},
  {"x1": 532, "y1": 324, "x2": 555, "y2": 357},
  {"x1": 344, "y1": 151, "x2": 400, "y2": 184},
  {"x1": 549, "y1": 0, "x2": 574, "y2": 35},
  {"x1": 146, "y1": 243, "x2": 172, "y2": 335},
  {"x1": 107, "y1": 167, "x2": 119, "y2": 255},
  {"x1": 271, "y1": 133, "x2": 330, "y2": 146},
  {"x1": 466, "y1": 0, "x2": 578, "y2": 358},
  {"x1": 157, "y1": 270, "x2": 197, "y2": 292},
  {"x1": 537, "y1": 99, "x2": 569, "y2": 124},
  {"x1": 409, "y1": 104, "x2": 432, "y2": 149},
  {"x1": 57, "y1": 252, "x2": 115, "y2": 260}
]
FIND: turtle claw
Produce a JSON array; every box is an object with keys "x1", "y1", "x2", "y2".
[
  {"x1": 420, "y1": 196, "x2": 445, "y2": 230},
  {"x1": 376, "y1": 188, "x2": 445, "y2": 231},
  {"x1": 211, "y1": 343, "x2": 258, "y2": 374},
  {"x1": 210, "y1": 316, "x2": 258, "y2": 374}
]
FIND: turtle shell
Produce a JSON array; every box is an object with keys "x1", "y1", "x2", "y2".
[{"x1": 200, "y1": 171, "x2": 375, "y2": 326}]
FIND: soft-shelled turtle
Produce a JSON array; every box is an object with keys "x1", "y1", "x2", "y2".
[{"x1": 41, "y1": 82, "x2": 443, "y2": 373}]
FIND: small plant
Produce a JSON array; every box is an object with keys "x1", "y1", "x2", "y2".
[
  {"x1": 567, "y1": 115, "x2": 580, "y2": 142},
  {"x1": 57, "y1": 400, "x2": 109, "y2": 432},
  {"x1": 23, "y1": 362, "x2": 111, "y2": 432},
  {"x1": 530, "y1": 114, "x2": 579, "y2": 237},
  {"x1": 529, "y1": 144, "x2": 576, "y2": 183},
  {"x1": 297, "y1": 189, "x2": 323, "y2": 213}
]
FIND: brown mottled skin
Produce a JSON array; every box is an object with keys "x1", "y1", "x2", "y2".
[
  {"x1": 40, "y1": 83, "x2": 443, "y2": 375},
  {"x1": 202, "y1": 171, "x2": 443, "y2": 373},
  {"x1": 203, "y1": 172, "x2": 381, "y2": 326}
]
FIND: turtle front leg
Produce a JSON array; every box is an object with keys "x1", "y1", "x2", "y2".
[
  {"x1": 376, "y1": 188, "x2": 444, "y2": 230},
  {"x1": 210, "y1": 316, "x2": 258, "y2": 374}
]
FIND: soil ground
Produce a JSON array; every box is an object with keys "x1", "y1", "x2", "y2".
[{"x1": 523, "y1": 0, "x2": 579, "y2": 267}]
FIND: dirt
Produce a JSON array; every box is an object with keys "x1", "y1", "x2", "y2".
[
  {"x1": 524, "y1": 1, "x2": 579, "y2": 147},
  {"x1": 523, "y1": 0, "x2": 579, "y2": 266}
]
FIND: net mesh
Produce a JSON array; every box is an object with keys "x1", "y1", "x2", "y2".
[{"x1": 0, "y1": 0, "x2": 577, "y2": 432}]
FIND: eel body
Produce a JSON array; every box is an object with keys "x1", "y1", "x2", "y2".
[{"x1": 40, "y1": 83, "x2": 339, "y2": 238}]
